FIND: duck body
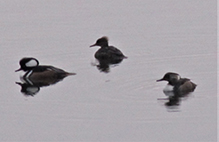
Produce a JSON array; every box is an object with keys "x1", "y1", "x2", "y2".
[
  {"x1": 16, "y1": 57, "x2": 76, "y2": 81},
  {"x1": 24, "y1": 65, "x2": 74, "y2": 80},
  {"x1": 90, "y1": 36, "x2": 127, "y2": 61},
  {"x1": 95, "y1": 46, "x2": 126, "y2": 63},
  {"x1": 173, "y1": 78, "x2": 196, "y2": 93},
  {"x1": 157, "y1": 72, "x2": 196, "y2": 94}
]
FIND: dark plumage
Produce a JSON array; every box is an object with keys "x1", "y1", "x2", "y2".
[
  {"x1": 16, "y1": 57, "x2": 76, "y2": 80},
  {"x1": 90, "y1": 36, "x2": 127, "y2": 60},
  {"x1": 157, "y1": 72, "x2": 197, "y2": 94}
]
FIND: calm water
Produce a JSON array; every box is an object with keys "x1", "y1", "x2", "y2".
[{"x1": 0, "y1": 0, "x2": 217, "y2": 141}]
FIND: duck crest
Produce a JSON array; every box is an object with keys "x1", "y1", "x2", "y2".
[
  {"x1": 90, "y1": 36, "x2": 109, "y2": 47},
  {"x1": 25, "y1": 58, "x2": 39, "y2": 67}
]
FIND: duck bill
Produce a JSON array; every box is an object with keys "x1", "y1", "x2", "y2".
[
  {"x1": 15, "y1": 68, "x2": 22, "y2": 72},
  {"x1": 15, "y1": 82, "x2": 22, "y2": 86},
  {"x1": 90, "y1": 44, "x2": 97, "y2": 47},
  {"x1": 156, "y1": 78, "x2": 164, "y2": 82}
]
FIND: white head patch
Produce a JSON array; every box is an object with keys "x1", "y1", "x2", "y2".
[
  {"x1": 176, "y1": 75, "x2": 181, "y2": 80},
  {"x1": 25, "y1": 59, "x2": 38, "y2": 67}
]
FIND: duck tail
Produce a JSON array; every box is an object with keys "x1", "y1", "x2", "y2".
[
  {"x1": 66, "y1": 72, "x2": 76, "y2": 76},
  {"x1": 123, "y1": 56, "x2": 128, "y2": 59}
]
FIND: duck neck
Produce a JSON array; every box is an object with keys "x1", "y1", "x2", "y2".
[
  {"x1": 23, "y1": 70, "x2": 33, "y2": 79},
  {"x1": 168, "y1": 80, "x2": 178, "y2": 86},
  {"x1": 100, "y1": 43, "x2": 108, "y2": 48}
]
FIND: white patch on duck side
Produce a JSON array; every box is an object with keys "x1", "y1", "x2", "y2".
[
  {"x1": 19, "y1": 72, "x2": 26, "y2": 82},
  {"x1": 163, "y1": 84, "x2": 174, "y2": 97},
  {"x1": 25, "y1": 59, "x2": 38, "y2": 67},
  {"x1": 19, "y1": 70, "x2": 33, "y2": 85},
  {"x1": 25, "y1": 70, "x2": 33, "y2": 78},
  {"x1": 163, "y1": 84, "x2": 174, "y2": 92},
  {"x1": 19, "y1": 71, "x2": 26, "y2": 77}
]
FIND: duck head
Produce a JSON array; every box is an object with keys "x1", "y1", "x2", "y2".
[
  {"x1": 157, "y1": 72, "x2": 181, "y2": 85},
  {"x1": 90, "y1": 36, "x2": 109, "y2": 47},
  {"x1": 15, "y1": 57, "x2": 39, "y2": 72}
]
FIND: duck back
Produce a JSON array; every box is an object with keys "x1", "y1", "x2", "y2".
[
  {"x1": 175, "y1": 78, "x2": 197, "y2": 93},
  {"x1": 95, "y1": 46, "x2": 126, "y2": 60},
  {"x1": 29, "y1": 66, "x2": 74, "y2": 80}
]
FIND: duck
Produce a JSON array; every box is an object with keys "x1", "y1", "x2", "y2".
[
  {"x1": 15, "y1": 57, "x2": 76, "y2": 81},
  {"x1": 90, "y1": 36, "x2": 127, "y2": 60},
  {"x1": 157, "y1": 72, "x2": 197, "y2": 94}
]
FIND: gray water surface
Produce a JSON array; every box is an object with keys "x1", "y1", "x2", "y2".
[{"x1": 0, "y1": 0, "x2": 217, "y2": 141}]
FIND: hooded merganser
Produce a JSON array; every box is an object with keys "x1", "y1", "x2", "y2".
[
  {"x1": 157, "y1": 72, "x2": 197, "y2": 94},
  {"x1": 15, "y1": 57, "x2": 76, "y2": 80},
  {"x1": 90, "y1": 36, "x2": 127, "y2": 60}
]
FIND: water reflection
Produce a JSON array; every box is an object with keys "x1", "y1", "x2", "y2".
[
  {"x1": 158, "y1": 90, "x2": 193, "y2": 111},
  {"x1": 16, "y1": 82, "x2": 40, "y2": 96},
  {"x1": 93, "y1": 58, "x2": 125, "y2": 73},
  {"x1": 16, "y1": 75, "x2": 71, "y2": 96}
]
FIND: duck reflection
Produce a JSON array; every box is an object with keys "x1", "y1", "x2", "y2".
[
  {"x1": 16, "y1": 74, "x2": 71, "y2": 96},
  {"x1": 16, "y1": 82, "x2": 40, "y2": 96},
  {"x1": 163, "y1": 91, "x2": 192, "y2": 110},
  {"x1": 95, "y1": 57, "x2": 125, "y2": 73}
]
